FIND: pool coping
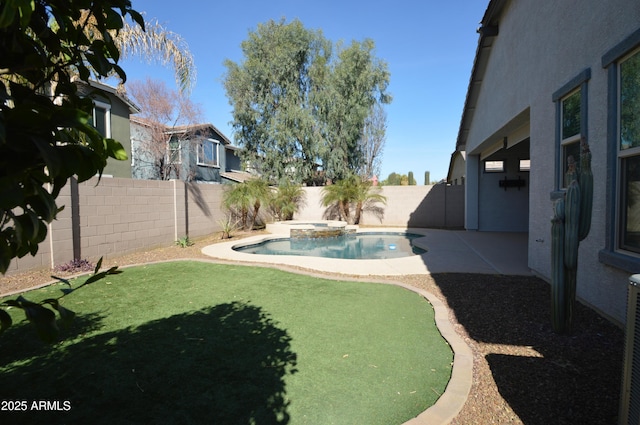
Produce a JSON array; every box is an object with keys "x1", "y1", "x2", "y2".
[
  {"x1": 201, "y1": 227, "x2": 435, "y2": 276},
  {"x1": 200, "y1": 227, "x2": 481, "y2": 424}
]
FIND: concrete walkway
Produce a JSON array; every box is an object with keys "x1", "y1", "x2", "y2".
[
  {"x1": 201, "y1": 228, "x2": 531, "y2": 424},
  {"x1": 201, "y1": 228, "x2": 530, "y2": 276}
]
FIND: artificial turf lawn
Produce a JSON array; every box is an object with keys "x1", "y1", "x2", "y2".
[{"x1": 0, "y1": 261, "x2": 452, "y2": 424}]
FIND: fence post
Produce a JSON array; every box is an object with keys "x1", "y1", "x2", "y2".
[{"x1": 172, "y1": 179, "x2": 178, "y2": 242}]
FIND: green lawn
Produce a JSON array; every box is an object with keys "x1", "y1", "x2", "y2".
[{"x1": 0, "y1": 261, "x2": 452, "y2": 424}]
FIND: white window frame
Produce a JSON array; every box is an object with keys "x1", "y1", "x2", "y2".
[
  {"x1": 167, "y1": 136, "x2": 181, "y2": 165},
  {"x1": 92, "y1": 100, "x2": 111, "y2": 138},
  {"x1": 197, "y1": 138, "x2": 220, "y2": 168}
]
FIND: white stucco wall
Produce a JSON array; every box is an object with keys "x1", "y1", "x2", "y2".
[{"x1": 463, "y1": 0, "x2": 640, "y2": 323}]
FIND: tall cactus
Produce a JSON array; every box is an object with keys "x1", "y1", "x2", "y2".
[{"x1": 551, "y1": 137, "x2": 593, "y2": 334}]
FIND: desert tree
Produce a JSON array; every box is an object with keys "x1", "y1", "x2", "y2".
[
  {"x1": 318, "y1": 39, "x2": 391, "y2": 181},
  {"x1": 358, "y1": 102, "x2": 387, "y2": 180},
  {"x1": 128, "y1": 77, "x2": 204, "y2": 180},
  {"x1": 223, "y1": 19, "x2": 391, "y2": 184}
]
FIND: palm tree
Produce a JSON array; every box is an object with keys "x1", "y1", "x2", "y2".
[
  {"x1": 321, "y1": 175, "x2": 386, "y2": 224},
  {"x1": 223, "y1": 183, "x2": 252, "y2": 230},
  {"x1": 223, "y1": 178, "x2": 273, "y2": 230},
  {"x1": 245, "y1": 178, "x2": 273, "y2": 230},
  {"x1": 115, "y1": 18, "x2": 196, "y2": 94},
  {"x1": 352, "y1": 179, "x2": 386, "y2": 225},
  {"x1": 270, "y1": 182, "x2": 306, "y2": 221},
  {"x1": 78, "y1": 11, "x2": 196, "y2": 94}
]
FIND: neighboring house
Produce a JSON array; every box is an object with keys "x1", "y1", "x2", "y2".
[
  {"x1": 131, "y1": 117, "x2": 242, "y2": 183},
  {"x1": 76, "y1": 80, "x2": 140, "y2": 178},
  {"x1": 456, "y1": 0, "x2": 640, "y2": 325},
  {"x1": 446, "y1": 151, "x2": 466, "y2": 186}
]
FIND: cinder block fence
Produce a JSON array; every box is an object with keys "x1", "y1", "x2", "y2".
[{"x1": 6, "y1": 178, "x2": 464, "y2": 275}]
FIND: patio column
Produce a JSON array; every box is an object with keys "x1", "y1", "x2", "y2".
[{"x1": 465, "y1": 154, "x2": 479, "y2": 230}]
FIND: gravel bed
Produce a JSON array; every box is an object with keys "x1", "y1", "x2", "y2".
[{"x1": 0, "y1": 231, "x2": 625, "y2": 424}]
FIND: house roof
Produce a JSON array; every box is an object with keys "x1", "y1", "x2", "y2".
[
  {"x1": 81, "y1": 79, "x2": 141, "y2": 114},
  {"x1": 130, "y1": 116, "x2": 234, "y2": 146},
  {"x1": 455, "y1": 0, "x2": 509, "y2": 152},
  {"x1": 220, "y1": 170, "x2": 255, "y2": 183},
  {"x1": 167, "y1": 122, "x2": 233, "y2": 146},
  {"x1": 446, "y1": 150, "x2": 466, "y2": 183}
]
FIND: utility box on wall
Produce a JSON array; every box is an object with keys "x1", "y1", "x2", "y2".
[{"x1": 620, "y1": 275, "x2": 640, "y2": 425}]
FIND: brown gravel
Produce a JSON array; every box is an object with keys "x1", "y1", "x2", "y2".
[{"x1": 0, "y1": 231, "x2": 625, "y2": 425}]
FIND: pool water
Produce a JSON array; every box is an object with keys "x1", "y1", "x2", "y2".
[{"x1": 234, "y1": 232, "x2": 426, "y2": 259}]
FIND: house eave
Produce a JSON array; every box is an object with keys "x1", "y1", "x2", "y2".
[{"x1": 455, "y1": 0, "x2": 509, "y2": 153}]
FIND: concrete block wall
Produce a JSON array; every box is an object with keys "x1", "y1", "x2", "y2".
[
  {"x1": 6, "y1": 180, "x2": 464, "y2": 275},
  {"x1": 295, "y1": 185, "x2": 464, "y2": 228},
  {"x1": 6, "y1": 177, "x2": 226, "y2": 275}
]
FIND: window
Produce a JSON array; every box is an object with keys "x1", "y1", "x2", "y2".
[
  {"x1": 167, "y1": 136, "x2": 181, "y2": 164},
  {"x1": 599, "y1": 30, "x2": 640, "y2": 270},
  {"x1": 552, "y1": 68, "x2": 590, "y2": 188},
  {"x1": 519, "y1": 159, "x2": 531, "y2": 172},
  {"x1": 197, "y1": 139, "x2": 219, "y2": 167},
  {"x1": 618, "y1": 48, "x2": 640, "y2": 253},
  {"x1": 92, "y1": 101, "x2": 111, "y2": 138},
  {"x1": 561, "y1": 90, "x2": 581, "y2": 178},
  {"x1": 484, "y1": 160, "x2": 504, "y2": 172}
]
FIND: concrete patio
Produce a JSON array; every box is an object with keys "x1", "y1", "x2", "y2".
[{"x1": 201, "y1": 228, "x2": 530, "y2": 277}]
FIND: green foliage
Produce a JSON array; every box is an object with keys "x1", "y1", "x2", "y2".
[
  {"x1": 270, "y1": 181, "x2": 306, "y2": 221},
  {"x1": 0, "y1": 257, "x2": 121, "y2": 342},
  {"x1": 551, "y1": 137, "x2": 593, "y2": 334},
  {"x1": 175, "y1": 236, "x2": 193, "y2": 248},
  {"x1": 408, "y1": 171, "x2": 416, "y2": 185},
  {"x1": 223, "y1": 19, "x2": 391, "y2": 183},
  {"x1": 321, "y1": 175, "x2": 386, "y2": 225},
  {"x1": 217, "y1": 215, "x2": 238, "y2": 239},
  {"x1": 0, "y1": 0, "x2": 144, "y2": 274},
  {"x1": 382, "y1": 173, "x2": 402, "y2": 186},
  {"x1": 424, "y1": 171, "x2": 430, "y2": 185},
  {"x1": 223, "y1": 178, "x2": 273, "y2": 230}
]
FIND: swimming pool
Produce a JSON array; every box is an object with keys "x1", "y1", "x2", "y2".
[{"x1": 234, "y1": 232, "x2": 426, "y2": 259}]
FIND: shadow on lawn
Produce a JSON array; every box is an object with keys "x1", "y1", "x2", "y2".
[
  {"x1": 0, "y1": 301, "x2": 297, "y2": 425},
  {"x1": 432, "y1": 273, "x2": 624, "y2": 425}
]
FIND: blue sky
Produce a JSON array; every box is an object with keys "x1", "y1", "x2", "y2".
[{"x1": 118, "y1": 0, "x2": 487, "y2": 183}]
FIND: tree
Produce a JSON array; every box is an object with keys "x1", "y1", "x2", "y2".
[
  {"x1": 0, "y1": 0, "x2": 146, "y2": 275},
  {"x1": 128, "y1": 78, "x2": 204, "y2": 180},
  {"x1": 223, "y1": 178, "x2": 272, "y2": 230},
  {"x1": 408, "y1": 171, "x2": 416, "y2": 186},
  {"x1": 358, "y1": 102, "x2": 387, "y2": 179},
  {"x1": 424, "y1": 171, "x2": 430, "y2": 185},
  {"x1": 0, "y1": 0, "x2": 145, "y2": 340},
  {"x1": 245, "y1": 178, "x2": 272, "y2": 230},
  {"x1": 319, "y1": 39, "x2": 391, "y2": 180},
  {"x1": 115, "y1": 17, "x2": 196, "y2": 94},
  {"x1": 381, "y1": 172, "x2": 400, "y2": 186},
  {"x1": 223, "y1": 183, "x2": 252, "y2": 230},
  {"x1": 223, "y1": 19, "x2": 391, "y2": 184},
  {"x1": 321, "y1": 174, "x2": 386, "y2": 225},
  {"x1": 270, "y1": 182, "x2": 306, "y2": 221}
]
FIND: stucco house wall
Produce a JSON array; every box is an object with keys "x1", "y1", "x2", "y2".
[
  {"x1": 459, "y1": 0, "x2": 640, "y2": 324},
  {"x1": 131, "y1": 120, "x2": 233, "y2": 183}
]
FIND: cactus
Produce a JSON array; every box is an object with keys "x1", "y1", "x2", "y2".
[
  {"x1": 550, "y1": 199, "x2": 566, "y2": 331},
  {"x1": 551, "y1": 136, "x2": 593, "y2": 334}
]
